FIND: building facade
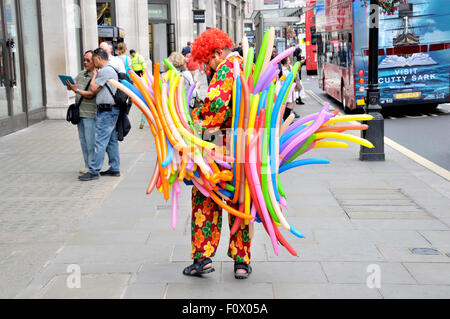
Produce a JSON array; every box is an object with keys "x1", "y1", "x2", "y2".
[
  {"x1": 149, "y1": 0, "x2": 246, "y2": 65},
  {"x1": 0, "y1": 0, "x2": 246, "y2": 137}
]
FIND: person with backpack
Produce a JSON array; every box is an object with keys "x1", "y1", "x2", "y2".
[
  {"x1": 67, "y1": 48, "x2": 122, "y2": 181},
  {"x1": 117, "y1": 42, "x2": 132, "y2": 78}
]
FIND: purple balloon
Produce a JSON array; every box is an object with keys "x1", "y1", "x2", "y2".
[
  {"x1": 186, "y1": 84, "x2": 196, "y2": 105},
  {"x1": 261, "y1": 69, "x2": 280, "y2": 93},
  {"x1": 281, "y1": 112, "x2": 334, "y2": 151},
  {"x1": 279, "y1": 104, "x2": 330, "y2": 160},
  {"x1": 253, "y1": 64, "x2": 276, "y2": 94}
]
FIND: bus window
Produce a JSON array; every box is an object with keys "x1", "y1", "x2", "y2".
[
  {"x1": 325, "y1": 39, "x2": 332, "y2": 64},
  {"x1": 332, "y1": 40, "x2": 340, "y2": 65},
  {"x1": 339, "y1": 41, "x2": 348, "y2": 68},
  {"x1": 311, "y1": 26, "x2": 317, "y2": 45}
]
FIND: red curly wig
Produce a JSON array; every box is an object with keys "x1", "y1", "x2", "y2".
[{"x1": 191, "y1": 28, "x2": 234, "y2": 64}]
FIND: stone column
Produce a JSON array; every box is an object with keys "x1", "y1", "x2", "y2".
[
  {"x1": 114, "y1": 0, "x2": 150, "y2": 68},
  {"x1": 41, "y1": 0, "x2": 77, "y2": 119},
  {"x1": 80, "y1": 0, "x2": 98, "y2": 51},
  {"x1": 173, "y1": 0, "x2": 193, "y2": 52}
]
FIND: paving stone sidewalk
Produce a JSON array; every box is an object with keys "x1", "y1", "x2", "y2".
[{"x1": 1, "y1": 91, "x2": 450, "y2": 299}]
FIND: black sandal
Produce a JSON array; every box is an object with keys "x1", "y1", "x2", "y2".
[
  {"x1": 182, "y1": 258, "x2": 215, "y2": 276},
  {"x1": 234, "y1": 262, "x2": 252, "y2": 280}
]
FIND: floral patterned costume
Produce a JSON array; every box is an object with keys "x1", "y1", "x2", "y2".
[{"x1": 191, "y1": 52, "x2": 251, "y2": 265}]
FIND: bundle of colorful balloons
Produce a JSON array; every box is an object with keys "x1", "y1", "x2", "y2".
[{"x1": 108, "y1": 27, "x2": 375, "y2": 257}]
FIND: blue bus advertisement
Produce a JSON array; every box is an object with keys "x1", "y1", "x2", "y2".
[{"x1": 353, "y1": 0, "x2": 450, "y2": 108}]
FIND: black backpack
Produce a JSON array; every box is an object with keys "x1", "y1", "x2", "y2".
[
  {"x1": 105, "y1": 66, "x2": 132, "y2": 141},
  {"x1": 105, "y1": 66, "x2": 131, "y2": 112}
]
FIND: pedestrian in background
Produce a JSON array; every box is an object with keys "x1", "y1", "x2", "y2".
[
  {"x1": 130, "y1": 49, "x2": 147, "y2": 77},
  {"x1": 100, "y1": 42, "x2": 126, "y2": 74},
  {"x1": 166, "y1": 52, "x2": 200, "y2": 111},
  {"x1": 182, "y1": 41, "x2": 192, "y2": 56},
  {"x1": 68, "y1": 48, "x2": 121, "y2": 181},
  {"x1": 281, "y1": 56, "x2": 300, "y2": 120},
  {"x1": 233, "y1": 42, "x2": 243, "y2": 57},
  {"x1": 271, "y1": 46, "x2": 282, "y2": 79},
  {"x1": 293, "y1": 46, "x2": 305, "y2": 105},
  {"x1": 117, "y1": 42, "x2": 132, "y2": 76},
  {"x1": 68, "y1": 50, "x2": 97, "y2": 175},
  {"x1": 186, "y1": 52, "x2": 201, "y2": 84}
]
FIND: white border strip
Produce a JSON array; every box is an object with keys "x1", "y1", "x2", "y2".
[
  {"x1": 305, "y1": 90, "x2": 450, "y2": 181},
  {"x1": 384, "y1": 137, "x2": 450, "y2": 181}
]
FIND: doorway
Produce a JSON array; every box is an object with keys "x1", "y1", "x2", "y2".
[
  {"x1": 0, "y1": 0, "x2": 26, "y2": 135},
  {"x1": 0, "y1": 0, "x2": 45, "y2": 137}
]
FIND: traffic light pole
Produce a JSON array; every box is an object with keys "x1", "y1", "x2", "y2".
[{"x1": 360, "y1": 0, "x2": 385, "y2": 161}]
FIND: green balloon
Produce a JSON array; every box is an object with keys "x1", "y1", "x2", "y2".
[
  {"x1": 261, "y1": 84, "x2": 280, "y2": 224},
  {"x1": 285, "y1": 134, "x2": 316, "y2": 164},
  {"x1": 253, "y1": 29, "x2": 270, "y2": 85},
  {"x1": 245, "y1": 47, "x2": 254, "y2": 81}
]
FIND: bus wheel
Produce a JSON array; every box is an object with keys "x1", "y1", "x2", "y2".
[{"x1": 423, "y1": 103, "x2": 439, "y2": 112}]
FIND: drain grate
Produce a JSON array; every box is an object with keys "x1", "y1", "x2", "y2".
[
  {"x1": 410, "y1": 248, "x2": 441, "y2": 256},
  {"x1": 330, "y1": 188, "x2": 431, "y2": 219}
]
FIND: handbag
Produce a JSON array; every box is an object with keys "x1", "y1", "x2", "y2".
[
  {"x1": 66, "y1": 103, "x2": 80, "y2": 125},
  {"x1": 66, "y1": 79, "x2": 92, "y2": 125}
]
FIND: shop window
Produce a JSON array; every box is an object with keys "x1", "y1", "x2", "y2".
[
  {"x1": 22, "y1": 0, "x2": 44, "y2": 111},
  {"x1": 97, "y1": 0, "x2": 116, "y2": 26},
  {"x1": 215, "y1": 0, "x2": 222, "y2": 29}
]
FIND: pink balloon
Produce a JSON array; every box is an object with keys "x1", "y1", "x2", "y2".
[
  {"x1": 171, "y1": 179, "x2": 181, "y2": 230},
  {"x1": 270, "y1": 47, "x2": 296, "y2": 67},
  {"x1": 234, "y1": 59, "x2": 240, "y2": 80},
  {"x1": 248, "y1": 135, "x2": 279, "y2": 255},
  {"x1": 192, "y1": 178, "x2": 210, "y2": 198}
]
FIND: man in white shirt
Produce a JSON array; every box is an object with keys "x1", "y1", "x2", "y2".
[{"x1": 99, "y1": 42, "x2": 126, "y2": 74}]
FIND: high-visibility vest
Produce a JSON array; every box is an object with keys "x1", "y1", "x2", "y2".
[{"x1": 131, "y1": 53, "x2": 147, "y2": 72}]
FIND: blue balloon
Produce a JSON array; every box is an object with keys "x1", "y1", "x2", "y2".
[
  {"x1": 161, "y1": 137, "x2": 173, "y2": 168},
  {"x1": 120, "y1": 79, "x2": 147, "y2": 106},
  {"x1": 280, "y1": 124, "x2": 306, "y2": 146},
  {"x1": 218, "y1": 189, "x2": 233, "y2": 198},
  {"x1": 279, "y1": 158, "x2": 330, "y2": 174},
  {"x1": 270, "y1": 73, "x2": 293, "y2": 201},
  {"x1": 289, "y1": 226, "x2": 305, "y2": 238}
]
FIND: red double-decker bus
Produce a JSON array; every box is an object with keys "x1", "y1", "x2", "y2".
[
  {"x1": 305, "y1": 0, "x2": 318, "y2": 75},
  {"x1": 316, "y1": 0, "x2": 450, "y2": 113}
]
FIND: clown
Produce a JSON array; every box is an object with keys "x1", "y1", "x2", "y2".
[{"x1": 182, "y1": 28, "x2": 252, "y2": 279}]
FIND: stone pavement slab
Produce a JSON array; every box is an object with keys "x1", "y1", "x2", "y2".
[
  {"x1": 376, "y1": 245, "x2": 449, "y2": 263},
  {"x1": 122, "y1": 283, "x2": 167, "y2": 299},
  {"x1": 165, "y1": 282, "x2": 274, "y2": 299},
  {"x1": 38, "y1": 273, "x2": 131, "y2": 299},
  {"x1": 273, "y1": 283, "x2": 382, "y2": 299},
  {"x1": 402, "y1": 263, "x2": 450, "y2": 285},
  {"x1": 221, "y1": 261, "x2": 327, "y2": 284},
  {"x1": 321, "y1": 262, "x2": 416, "y2": 285},
  {"x1": 379, "y1": 284, "x2": 450, "y2": 299},
  {"x1": 419, "y1": 230, "x2": 450, "y2": 246}
]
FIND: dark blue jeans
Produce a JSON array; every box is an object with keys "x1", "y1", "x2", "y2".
[{"x1": 89, "y1": 107, "x2": 120, "y2": 174}]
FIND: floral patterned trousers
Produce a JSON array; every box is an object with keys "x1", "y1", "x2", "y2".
[{"x1": 191, "y1": 186, "x2": 251, "y2": 265}]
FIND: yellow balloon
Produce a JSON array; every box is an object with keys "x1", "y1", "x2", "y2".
[
  {"x1": 315, "y1": 132, "x2": 375, "y2": 149},
  {"x1": 326, "y1": 115, "x2": 374, "y2": 125},
  {"x1": 314, "y1": 141, "x2": 348, "y2": 149}
]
